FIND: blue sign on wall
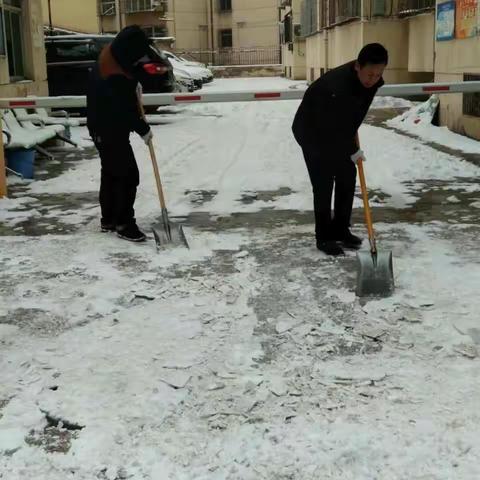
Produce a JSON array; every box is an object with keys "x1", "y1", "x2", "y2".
[{"x1": 437, "y1": 1, "x2": 456, "y2": 41}]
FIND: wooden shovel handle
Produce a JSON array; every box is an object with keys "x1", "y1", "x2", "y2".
[
  {"x1": 357, "y1": 158, "x2": 377, "y2": 254},
  {"x1": 136, "y1": 87, "x2": 168, "y2": 211}
]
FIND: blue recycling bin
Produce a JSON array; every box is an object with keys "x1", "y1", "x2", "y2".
[{"x1": 6, "y1": 149, "x2": 35, "y2": 179}]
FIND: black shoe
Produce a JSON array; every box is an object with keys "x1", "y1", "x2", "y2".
[
  {"x1": 316, "y1": 240, "x2": 345, "y2": 256},
  {"x1": 116, "y1": 224, "x2": 147, "y2": 242},
  {"x1": 337, "y1": 230, "x2": 362, "y2": 249},
  {"x1": 101, "y1": 221, "x2": 116, "y2": 233}
]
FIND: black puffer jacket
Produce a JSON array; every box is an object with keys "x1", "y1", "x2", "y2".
[
  {"x1": 87, "y1": 26, "x2": 150, "y2": 139},
  {"x1": 292, "y1": 61, "x2": 384, "y2": 157},
  {"x1": 87, "y1": 61, "x2": 149, "y2": 139}
]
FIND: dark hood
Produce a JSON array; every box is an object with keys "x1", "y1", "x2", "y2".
[{"x1": 110, "y1": 25, "x2": 151, "y2": 74}]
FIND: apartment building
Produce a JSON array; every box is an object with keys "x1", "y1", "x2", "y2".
[
  {"x1": 0, "y1": 0, "x2": 48, "y2": 98},
  {"x1": 434, "y1": 0, "x2": 480, "y2": 138},
  {"x1": 281, "y1": 0, "x2": 435, "y2": 84},
  {"x1": 283, "y1": 0, "x2": 480, "y2": 138},
  {"x1": 43, "y1": 1, "x2": 280, "y2": 62}
]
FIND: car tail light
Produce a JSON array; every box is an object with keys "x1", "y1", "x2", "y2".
[{"x1": 143, "y1": 63, "x2": 169, "y2": 75}]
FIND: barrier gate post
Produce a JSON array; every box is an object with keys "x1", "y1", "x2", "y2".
[{"x1": 0, "y1": 112, "x2": 6, "y2": 198}]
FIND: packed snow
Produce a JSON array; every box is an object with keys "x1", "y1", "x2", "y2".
[
  {"x1": 388, "y1": 95, "x2": 480, "y2": 154},
  {"x1": 2, "y1": 77, "x2": 480, "y2": 479}
]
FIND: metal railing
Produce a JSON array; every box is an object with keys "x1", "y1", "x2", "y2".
[
  {"x1": 124, "y1": 0, "x2": 160, "y2": 13},
  {"x1": 100, "y1": 0, "x2": 116, "y2": 16},
  {"x1": 398, "y1": 0, "x2": 435, "y2": 16},
  {"x1": 178, "y1": 46, "x2": 281, "y2": 66}
]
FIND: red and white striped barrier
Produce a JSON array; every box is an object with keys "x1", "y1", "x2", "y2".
[{"x1": 1, "y1": 81, "x2": 480, "y2": 109}]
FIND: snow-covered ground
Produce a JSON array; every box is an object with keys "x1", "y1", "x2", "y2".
[{"x1": 2, "y1": 77, "x2": 480, "y2": 479}]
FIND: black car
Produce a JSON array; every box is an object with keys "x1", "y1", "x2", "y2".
[{"x1": 45, "y1": 35, "x2": 177, "y2": 98}]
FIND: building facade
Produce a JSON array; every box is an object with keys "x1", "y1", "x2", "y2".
[
  {"x1": 283, "y1": 0, "x2": 480, "y2": 138},
  {"x1": 434, "y1": 0, "x2": 480, "y2": 138},
  {"x1": 43, "y1": 0, "x2": 281, "y2": 64},
  {"x1": 282, "y1": 0, "x2": 435, "y2": 84},
  {"x1": 0, "y1": 0, "x2": 48, "y2": 97}
]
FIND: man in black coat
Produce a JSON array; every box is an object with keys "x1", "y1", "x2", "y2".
[
  {"x1": 292, "y1": 43, "x2": 388, "y2": 256},
  {"x1": 87, "y1": 26, "x2": 153, "y2": 242}
]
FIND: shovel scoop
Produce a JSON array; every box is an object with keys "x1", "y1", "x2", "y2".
[{"x1": 355, "y1": 158, "x2": 394, "y2": 298}]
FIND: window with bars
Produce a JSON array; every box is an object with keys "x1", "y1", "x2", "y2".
[
  {"x1": 463, "y1": 74, "x2": 480, "y2": 117},
  {"x1": 125, "y1": 0, "x2": 158, "y2": 13},
  {"x1": 301, "y1": 0, "x2": 318, "y2": 36},
  {"x1": 328, "y1": 0, "x2": 361, "y2": 24},
  {"x1": 219, "y1": 0, "x2": 232, "y2": 12},
  {"x1": 398, "y1": 0, "x2": 435, "y2": 16},
  {"x1": 141, "y1": 25, "x2": 169, "y2": 38},
  {"x1": 3, "y1": 0, "x2": 24, "y2": 80},
  {"x1": 100, "y1": 0, "x2": 116, "y2": 15},
  {"x1": 283, "y1": 13, "x2": 293, "y2": 43},
  {"x1": 219, "y1": 29, "x2": 233, "y2": 47}
]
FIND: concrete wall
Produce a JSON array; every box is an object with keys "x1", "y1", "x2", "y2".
[
  {"x1": 327, "y1": 21, "x2": 363, "y2": 68},
  {"x1": 305, "y1": 32, "x2": 326, "y2": 81},
  {"x1": 281, "y1": 0, "x2": 306, "y2": 79},
  {"x1": 0, "y1": 0, "x2": 48, "y2": 98},
  {"x1": 170, "y1": 0, "x2": 209, "y2": 50},
  {"x1": 407, "y1": 13, "x2": 434, "y2": 73},
  {"x1": 230, "y1": 0, "x2": 279, "y2": 48},
  {"x1": 41, "y1": 0, "x2": 99, "y2": 33},
  {"x1": 301, "y1": 15, "x2": 434, "y2": 84},
  {"x1": 282, "y1": 41, "x2": 307, "y2": 79},
  {"x1": 205, "y1": 0, "x2": 279, "y2": 50},
  {"x1": 435, "y1": 33, "x2": 480, "y2": 139}
]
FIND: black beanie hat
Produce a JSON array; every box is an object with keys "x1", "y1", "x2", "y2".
[{"x1": 111, "y1": 25, "x2": 151, "y2": 72}]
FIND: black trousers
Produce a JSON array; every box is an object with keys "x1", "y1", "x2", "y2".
[
  {"x1": 94, "y1": 135, "x2": 140, "y2": 227},
  {"x1": 303, "y1": 148, "x2": 357, "y2": 242}
]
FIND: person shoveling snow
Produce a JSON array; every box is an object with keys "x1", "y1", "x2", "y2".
[
  {"x1": 292, "y1": 43, "x2": 388, "y2": 256},
  {"x1": 87, "y1": 26, "x2": 153, "y2": 242}
]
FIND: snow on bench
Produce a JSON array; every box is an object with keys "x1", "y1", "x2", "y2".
[{"x1": 1, "y1": 110, "x2": 57, "y2": 149}]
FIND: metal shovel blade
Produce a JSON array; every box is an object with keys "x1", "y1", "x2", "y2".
[
  {"x1": 356, "y1": 250, "x2": 394, "y2": 298},
  {"x1": 152, "y1": 222, "x2": 189, "y2": 250}
]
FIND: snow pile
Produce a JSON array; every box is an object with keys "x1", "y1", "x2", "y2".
[
  {"x1": 371, "y1": 96, "x2": 414, "y2": 109},
  {"x1": 388, "y1": 96, "x2": 480, "y2": 155}
]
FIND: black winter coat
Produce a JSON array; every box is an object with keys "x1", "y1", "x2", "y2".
[
  {"x1": 292, "y1": 61, "x2": 384, "y2": 157},
  {"x1": 87, "y1": 64, "x2": 149, "y2": 139}
]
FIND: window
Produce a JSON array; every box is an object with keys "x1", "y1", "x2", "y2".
[
  {"x1": 100, "y1": 0, "x2": 116, "y2": 16},
  {"x1": 219, "y1": 29, "x2": 233, "y2": 48},
  {"x1": 283, "y1": 13, "x2": 293, "y2": 43},
  {"x1": 301, "y1": 0, "x2": 318, "y2": 36},
  {"x1": 47, "y1": 41, "x2": 99, "y2": 63},
  {"x1": 4, "y1": 0, "x2": 24, "y2": 80},
  {"x1": 0, "y1": 10, "x2": 6, "y2": 56},
  {"x1": 219, "y1": 0, "x2": 232, "y2": 12},
  {"x1": 463, "y1": 74, "x2": 480, "y2": 117},
  {"x1": 141, "y1": 25, "x2": 169, "y2": 38}
]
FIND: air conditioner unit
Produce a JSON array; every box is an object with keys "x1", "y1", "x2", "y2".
[{"x1": 294, "y1": 23, "x2": 302, "y2": 37}]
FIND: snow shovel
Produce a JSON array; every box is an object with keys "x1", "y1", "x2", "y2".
[
  {"x1": 356, "y1": 158, "x2": 394, "y2": 297},
  {"x1": 136, "y1": 88, "x2": 189, "y2": 250}
]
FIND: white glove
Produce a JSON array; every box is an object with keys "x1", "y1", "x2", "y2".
[
  {"x1": 351, "y1": 149, "x2": 366, "y2": 165},
  {"x1": 142, "y1": 129, "x2": 153, "y2": 145}
]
